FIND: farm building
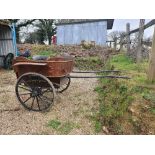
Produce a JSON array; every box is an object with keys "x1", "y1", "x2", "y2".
[
  {"x1": 0, "y1": 20, "x2": 17, "y2": 69},
  {"x1": 56, "y1": 19, "x2": 114, "y2": 45}
]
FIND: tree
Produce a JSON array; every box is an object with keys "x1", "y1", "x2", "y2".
[
  {"x1": 8, "y1": 19, "x2": 36, "y2": 43},
  {"x1": 143, "y1": 36, "x2": 152, "y2": 47},
  {"x1": 37, "y1": 19, "x2": 56, "y2": 45},
  {"x1": 24, "y1": 30, "x2": 45, "y2": 44},
  {"x1": 108, "y1": 31, "x2": 119, "y2": 50},
  {"x1": 119, "y1": 31, "x2": 126, "y2": 51},
  {"x1": 148, "y1": 26, "x2": 155, "y2": 82},
  {"x1": 108, "y1": 31, "x2": 126, "y2": 51}
]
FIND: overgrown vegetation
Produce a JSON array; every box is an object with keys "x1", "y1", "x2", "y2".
[
  {"x1": 29, "y1": 45, "x2": 58, "y2": 56},
  {"x1": 93, "y1": 54, "x2": 155, "y2": 134},
  {"x1": 36, "y1": 51, "x2": 57, "y2": 57},
  {"x1": 75, "y1": 57, "x2": 105, "y2": 70}
]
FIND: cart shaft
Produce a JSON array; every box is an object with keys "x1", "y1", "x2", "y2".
[
  {"x1": 72, "y1": 70, "x2": 121, "y2": 73},
  {"x1": 68, "y1": 75, "x2": 130, "y2": 79}
]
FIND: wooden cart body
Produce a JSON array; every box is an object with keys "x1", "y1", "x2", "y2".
[{"x1": 13, "y1": 56, "x2": 74, "y2": 86}]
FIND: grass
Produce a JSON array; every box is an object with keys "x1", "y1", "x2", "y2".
[
  {"x1": 36, "y1": 51, "x2": 57, "y2": 57},
  {"x1": 29, "y1": 44, "x2": 58, "y2": 57},
  {"x1": 28, "y1": 50, "x2": 57, "y2": 60},
  {"x1": 48, "y1": 120, "x2": 61, "y2": 129},
  {"x1": 58, "y1": 122, "x2": 75, "y2": 134},
  {"x1": 150, "y1": 108, "x2": 155, "y2": 114},
  {"x1": 31, "y1": 44, "x2": 57, "y2": 53},
  {"x1": 47, "y1": 119, "x2": 79, "y2": 134},
  {"x1": 110, "y1": 54, "x2": 148, "y2": 72},
  {"x1": 75, "y1": 56, "x2": 105, "y2": 70},
  {"x1": 109, "y1": 54, "x2": 149, "y2": 84},
  {"x1": 93, "y1": 53, "x2": 155, "y2": 134},
  {"x1": 110, "y1": 54, "x2": 137, "y2": 70},
  {"x1": 94, "y1": 79, "x2": 134, "y2": 133},
  {"x1": 94, "y1": 121, "x2": 102, "y2": 133}
]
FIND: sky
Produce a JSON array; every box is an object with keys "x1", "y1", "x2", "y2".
[{"x1": 108, "y1": 19, "x2": 154, "y2": 38}]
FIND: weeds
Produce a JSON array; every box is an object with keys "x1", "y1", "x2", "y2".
[
  {"x1": 47, "y1": 119, "x2": 79, "y2": 134},
  {"x1": 150, "y1": 107, "x2": 155, "y2": 114},
  {"x1": 94, "y1": 121, "x2": 102, "y2": 133},
  {"x1": 36, "y1": 51, "x2": 57, "y2": 57},
  {"x1": 48, "y1": 119, "x2": 61, "y2": 129},
  {"x1": 93, "y1": 53, "x2": 155, "y2": 134},
  {"x1": 75, "y1": 56, "x2": 105, "y2": 70},
  {"x1": 58, "y1": 122, "x2": 75, "y2": 134},
  {"x1": 142, "y1": 92, "x2": 155, "y2": 103}
]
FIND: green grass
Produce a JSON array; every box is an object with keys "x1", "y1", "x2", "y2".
[
  {"x1": 150, "y1": 108, "x2": 155, "y2": 114},
  {"x1": 109, "y1": 54, "x2": 150, "y2": 85},
  {"x1": 142, "y1": 92, "x2": 155, "y2": 103},
  {"x1": 94, "y1": 121, "x2": 102, "y2": 133},
  {"x1": 93, "y1": 53, "x2": 155, "y2": 134},
  {"x1": 48, "y1": 119, "x2": 61, "y2": 129},
  {"x1": 110, "y1": 54, "x2": 136, "y2": 70},
  {"x1": 110, "y1": 54, "x2": 148, "y2": 72},
  {"x1": 36, "y1": 50, "x2": 57, "y2": 57},
  {"x1": 58, "y1": 122, "x2": 75, "y2": 134},
  {"x1": 47, "y1": 120, "x2": 79, "y2": 134},
  {"x1": 28, "y1": 50, "x2": 57, "y2": 60},
  {"x1": 93, "y1": 78, "x2": 134, "y2": 133}
]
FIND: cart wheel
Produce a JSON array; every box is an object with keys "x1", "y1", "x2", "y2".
[
  {"x1": 4, "y1": 53, "x2": 14, "y2": 70},
  {"x1": 55, "y1": 77, "x2": 71, "y2": 93},
  {"x1": 15, "y1": 72, "x2": 55, "y2": 112}
]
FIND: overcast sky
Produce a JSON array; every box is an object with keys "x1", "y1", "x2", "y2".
[{"x1": 108, "y1": 19, "x2": 154, "y2": 38}]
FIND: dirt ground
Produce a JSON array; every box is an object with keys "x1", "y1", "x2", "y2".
[{"x1": 0, "y1": 68, "x2": 99, "y2": 135}]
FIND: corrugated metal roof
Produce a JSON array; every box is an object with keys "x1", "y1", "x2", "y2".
[{"x1": 56, "y1": 19, "x2": 114, "y2": 29}]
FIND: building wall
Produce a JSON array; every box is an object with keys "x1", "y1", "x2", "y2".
[
  {"x1": 0, "y1": 25, "x2": 15, "y2": 67},
  {"x1": 57, "y1": 21, "x2": 107, "y2": 45}
]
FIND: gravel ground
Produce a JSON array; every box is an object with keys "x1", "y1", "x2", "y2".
[{"x1": 0, "y1": 69, "x2": 99, "y2": 135}]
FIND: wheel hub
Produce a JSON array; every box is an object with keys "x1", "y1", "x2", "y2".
[{"x1": 31, "y1": 88, "x2": 42, "y2": 97}]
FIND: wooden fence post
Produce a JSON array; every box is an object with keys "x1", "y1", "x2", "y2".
[
  {"x1": 110, "y1": 41, "x2": 112, "y2": 48},
  {"x1": 126, "y1": 23, "x2": 130, "y2": 56},
  {"x1": 136, "y1": 19, "x2": 145, "y2": 63},
  {"x1": 148, "y1": 26, "x2": 155, "y2": 82},
  {"x1": 120, "y1": 34, "x2": 124, "y2": 51}
]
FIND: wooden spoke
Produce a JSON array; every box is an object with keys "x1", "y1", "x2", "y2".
[
  {"x1": 23, "y1": 96, "x2": 32, "y2": 103},
  {"x1": 19, "y1": 92, "x2": 31, "y2": 95},
  {"x1": 15, "y1": 73, "x2": 55, "y2": 112},
  {"x1": 31, "y1": 97, "x2": 35, "y2": 109},
  {"x1": 18, "y1": 85, "x2": 32, "y2": 92},
  {"x1": 36, "y1": 96, "x2": 40, "y2": 111},
  {"x1": 38, "y1": 96, "x2": 50, "y2": 109},
  {"x1": 42, "y1": 88, "x2": 51, "y2": 94}
]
